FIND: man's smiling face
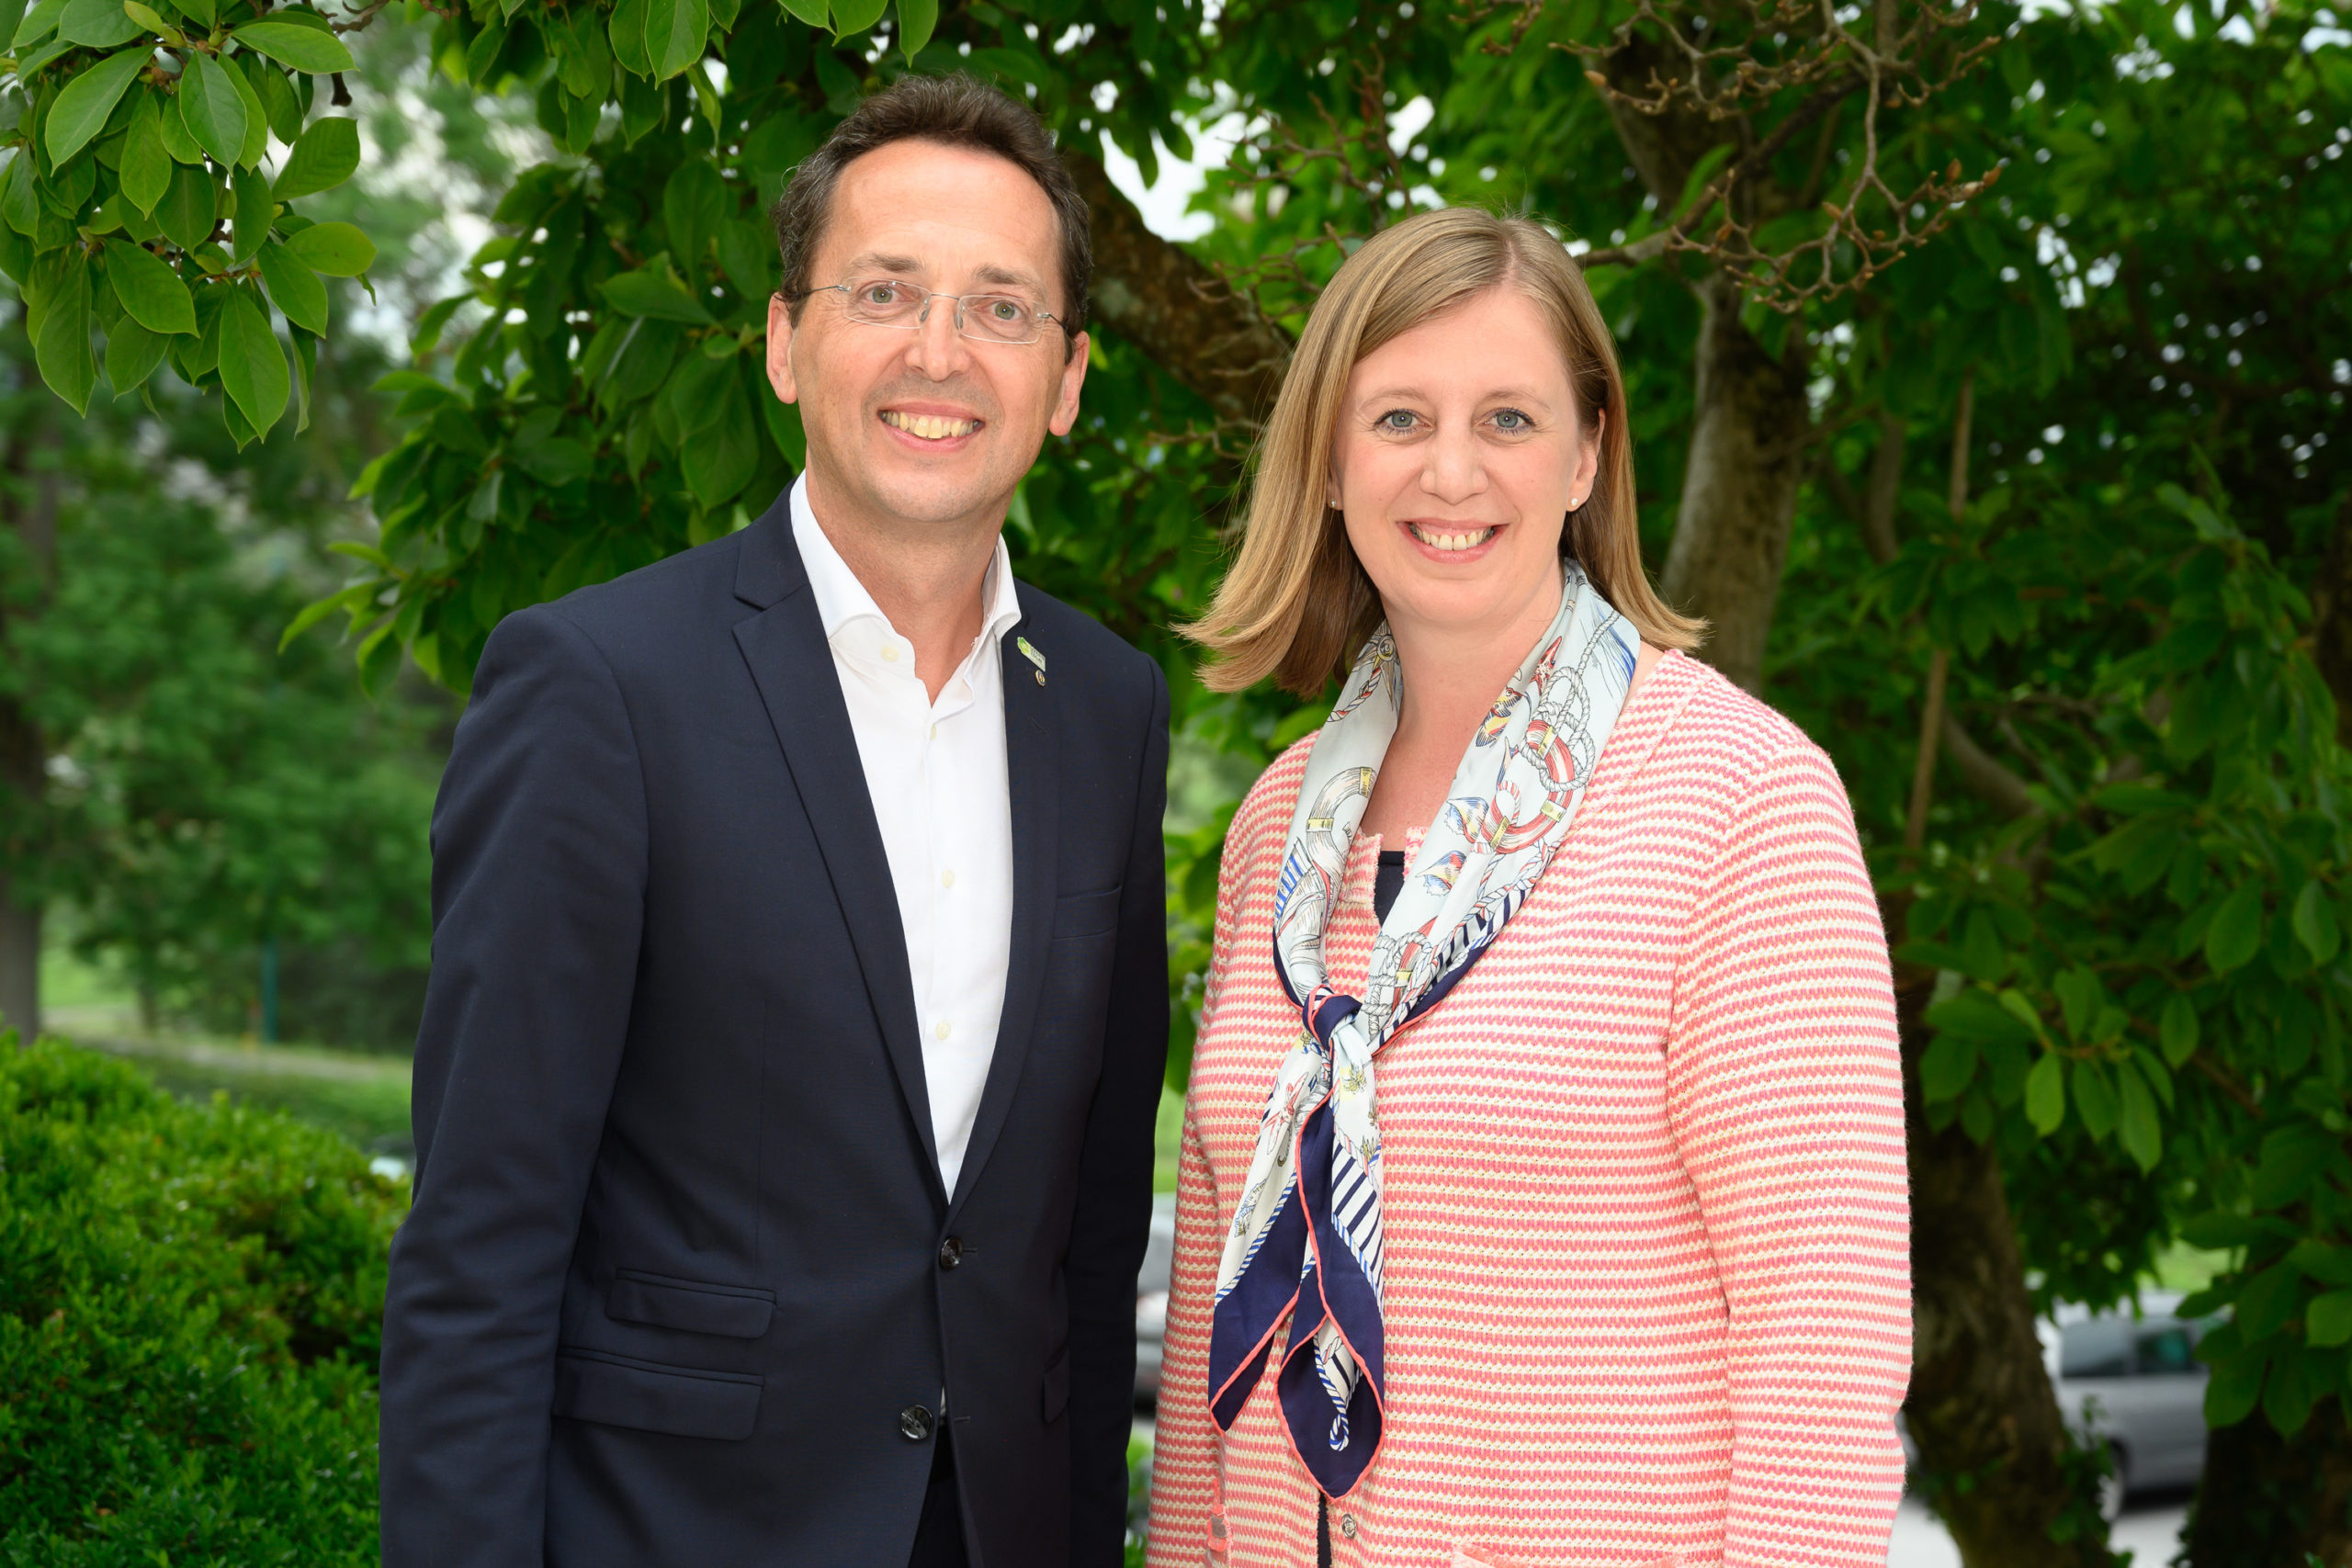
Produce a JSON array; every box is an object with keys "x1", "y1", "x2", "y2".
[{"x1": 766, "y1": 139, "x2": 1089, "y2": 539}]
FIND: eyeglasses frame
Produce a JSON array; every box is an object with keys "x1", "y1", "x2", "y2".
[{"x1": 783, "y1": 278, "x2": 1069, "y2": 346}]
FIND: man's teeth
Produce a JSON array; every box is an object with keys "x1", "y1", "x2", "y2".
[
  {"x1": 1409, "y1": 524, "x2": 1496, "y2": 552},
  {"x1": 882, "y1": 411, "x2": 980, "y2": 440}
]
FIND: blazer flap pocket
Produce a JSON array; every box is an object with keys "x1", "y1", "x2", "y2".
[
  {"x1": 553, "y1": 1348, "x2": 763, "y2": 1441},
  {"x1": 607, "y1": 1270, "x2": 775, "y2": 1338},
  {"x1": 1041, "y1": 1344, "x2": 1071, "y2": 1422},
  {"x1": 1051, "y1": 886, "x2": 1122, "y2": 941}
]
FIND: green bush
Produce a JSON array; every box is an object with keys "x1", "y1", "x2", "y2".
[{"x1": 0, "y1": 1037, "x2": 407, "y2": 1566}]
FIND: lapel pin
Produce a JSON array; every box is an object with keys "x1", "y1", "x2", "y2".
[{"x1": 1017, "y1": 637, "x2": 1046, "y2": 685}]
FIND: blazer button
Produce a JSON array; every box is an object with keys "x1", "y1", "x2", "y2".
[
  {"x1": 1338, "y1": 1512, "x2": 1358, "y2": 1539},
  {"x1": 898, "y1": 1404, "x2": 936, "y2": 1441},
  {"x1": 937, "y1": 1235, "x2": 963, "y2": 1270}
]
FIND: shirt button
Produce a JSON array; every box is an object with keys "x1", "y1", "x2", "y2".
[
  {"x1": 880, "y1": 645, "x2": 900, "y2": 663},
  {"x1": 1339, "y1": 1513, "x2": 1358, "y2": 1539},
  {"x1": 941, "y1": 869, "x2": 956, "y2": 889},
  {"x1": 934, "y1": 1020, "x2": 951, "y2": 1041},
  {"x1": 898, "y1": 1404, "x2": 935, "y2": 1441}
]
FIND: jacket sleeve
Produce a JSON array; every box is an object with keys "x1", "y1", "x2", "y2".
[
  {"x1": 379, "y1": 604, "x2": 649, "y2": 1568},
  {"x1": 1664, "y1": 737, "x2": 1912, "y2": 1567},
  {"x1": 1065, "y1": 658, "x2": 1173, "y2": 1566}
]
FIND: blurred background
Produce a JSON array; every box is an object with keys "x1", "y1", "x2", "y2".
[{"x1": 0, "y1": 0, "x2": 2346, "y2": 1562}]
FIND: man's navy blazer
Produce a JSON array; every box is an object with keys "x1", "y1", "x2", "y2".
[{"x1": 379, "y1": 490, "x2": 1170, "y2": 1568}]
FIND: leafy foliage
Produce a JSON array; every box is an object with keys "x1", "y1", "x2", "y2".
[{"x1": 0, "y1": 1036, "x2": 405, "y2": 1563}]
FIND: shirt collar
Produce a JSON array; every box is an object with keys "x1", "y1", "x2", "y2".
[{"x1": 789, "y1": 473, "x2": 1022, "y2": 657}]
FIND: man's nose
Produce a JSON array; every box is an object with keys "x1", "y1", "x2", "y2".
[{"x1": 907, "y1": 296, "x2": 974, "y2": 379}]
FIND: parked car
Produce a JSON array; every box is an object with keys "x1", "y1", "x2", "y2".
[
  {"x1": 2045, "y1": 1292, "x2": 2213, "y2": 1517},
  {"x1": 1136, "y1": 1193, "x2": 1175, "y2": 1404}
]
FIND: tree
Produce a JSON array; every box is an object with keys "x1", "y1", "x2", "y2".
[{"x1": 6, "y1": 0, "x2": 2349, "y2": 1556}]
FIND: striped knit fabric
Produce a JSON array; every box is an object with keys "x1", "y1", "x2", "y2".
[{"x1": 1148, "y1": 650, "x2": 1911, "y2": 1568}]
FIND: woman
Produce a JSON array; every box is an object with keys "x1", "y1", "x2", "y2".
[{"x1": 1148, "y1": 207, "x2": 1910, "y2": 1568}]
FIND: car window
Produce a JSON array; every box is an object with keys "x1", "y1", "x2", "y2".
[
  {"x1": 2136, "y1": 1325, "x2": 2197, "y2": 1375},
  {"x1": 2060, "y1": 1319, "x2": 2132, "y2": 1378}
]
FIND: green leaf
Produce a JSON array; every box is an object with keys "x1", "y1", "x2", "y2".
[
  {"x1": 2265, "y1": 1344, "x2": 2314, "y2": 1437},
  {"x1": 216, "y1": 281, "x2": 288, "y2": 438},
  {"x1": 2308, "y1": 1292, "x2": 2352, "y2": 1348},
  {"x1": 272, "y1": 116, "x2": 358, "y2": 201},
  {"x1": 830, "y1": 0, "x2": 883, "y2": 32},
  {"x1": 662, "y1": 156, "x2": 725, "y2": 272},
  {"x1": 282, "y1": 220, "x2": 374, "y2": 276},
  {"x1": 0, "y1": 0, "x2": 34, "y2": 49},
  {"x1": 2205, "y1": 881, "x2": 2267, "y2": 975},
  {"x1": 2295, "y1": 881, "x2": 2342, "y2": 964},
  {"x1": 44, "y1": 45, "x2": 152, "y2": 165},
  {"x1": 2116, "y1": 1057, "x2": 2162, "y2": 1173},
  {"x1": 762, "y1": 391, "x2": 805, "y2": 467},
  {"x1": 2254, "y1": 1126, "x2": 2335, "y2": 1212},
  {"x1": 1925, "y1": 987, "x2": 2040, "y2": 1046},
  {"x1": 33, "y1": 250, "x2": 96, "y2": 412},
  {"x1": 2159, "y1": 995, "x2": 2199, "y2": 1066},
  {"x1": 104, "y1": 314, "x2": 168, "y2": 392},
  {"x1": 897, "y1": 0, "x2": 934, "y2": 57},
  {"x1": 681, "y1": 369, "x2": 758, "y2": 508},
  {"x1": 2241, "y1": 1261, "x2": 2305, "y2": 1341},
  {"x1": 2180, "y1": 1212, "x2": 2297, "y2": 1250},
  {"x1": 1918, "y1": 1032, "x2": 1980, "y2": 1103},
  {"x1": 155, "y1": 160, "x2": 216, "y2": 252},
  {"x1": 122, "y1": 0, "x2": 180, "y2": 42},
  {"x1": 779, "y1": 0, "x2": 827, "y2": 27},
  {"x1": 103, "y1": 237, "x2": 194, "y2": 333},
  {"x1": 2024, "y1": 1052, "x2": 2065, "y2": 1134},
  {"x1": 2073, "y1": 1058, "x2": 2118, "y2": 1139},
  {"x1": 2291, "y1": 1241, "x2": 2352, "y2": 1287},
  {"x1": 254, "y1": 239, "x2": 325, "y2": 334},
  {"x1": 224, "y1": 47, "x2": 269, "y2": 165},
  {"x1": 514, "y1": 434, "x2": 593, "y2": 487},
  {"x1": 57, "y1": 0, "x2": 138, "y2": 46},
  {"x1": 178, "y1": 51, "x2": 249, "y2": 168},
  {"x1": 119, "y1": 89, "x2": 171, "y2": 212},
  {"x1": 230, "y1": 161, "x2": 270, "y2": 263},
  {"x1": 643, "y1": 0, "x2": 708, "y2": 79},
  {"x1": 10, "y1": 0, "x2": 60, "y2": 46},
  {"x1": 254, "y1": 52, "x2": 303, "y2": 142},
  {"x1": 608, "y1": 0, "x2": 651, "y2": 75},
  {"x1": 1997, "y1": 988, "x2": 2048, "y2": 1041},
  {"x1": 601, "y1": 265, "x2": 713, "y2": 323},
  {"x1": 2205, "y1": 1346, "x2": 2268, "y2": 1427},
  {"x1": 230, "y1": 18, "x2": 354, "y2": 72}
]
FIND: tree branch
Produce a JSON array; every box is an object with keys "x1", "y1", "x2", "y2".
[{"x1": 1064, "y1": 152, "x2": 1294, "y2": 434}]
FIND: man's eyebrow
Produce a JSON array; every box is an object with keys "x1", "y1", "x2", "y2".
[
  {"x1": 842, "y1": 252, "x2": 927, "y2": 278},
  {"x1": 971, "y1": 263, "x2": 1047, "y2": 295}
]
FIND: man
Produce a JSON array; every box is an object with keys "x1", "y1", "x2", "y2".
[{"x1": 379, "y1": 75, "x2": 1170, "y2": 1568}]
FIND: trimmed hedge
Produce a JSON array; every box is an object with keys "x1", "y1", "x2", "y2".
[{"x1": 0, "y1": 1038, "x2": 407, "y2": 1566}]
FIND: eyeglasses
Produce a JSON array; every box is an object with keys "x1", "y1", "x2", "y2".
[{"x1": 793, "y1": 277, "x2": 1066, "y2": 345}]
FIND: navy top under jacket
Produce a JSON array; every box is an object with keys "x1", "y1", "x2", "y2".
[{"x1": 378, "y1": 489, "x2": 1171, "y2": 1568}]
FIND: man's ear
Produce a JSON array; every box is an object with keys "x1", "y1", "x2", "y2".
[
  {"x1": 765, "y1": 294, "x2": 801, "y2": 404},
  {"x1": 1046, "y1": 332, "x2": 1091, "y2": 437}
]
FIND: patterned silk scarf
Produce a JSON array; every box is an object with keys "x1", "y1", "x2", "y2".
[{"x1": 1205, "y1": 563, "x2": 1639, "y2": 1498}]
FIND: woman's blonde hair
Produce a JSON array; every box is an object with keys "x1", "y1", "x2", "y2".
[{"x1": 1182, "y1": 208, "x2": 1703, "y2": 696}]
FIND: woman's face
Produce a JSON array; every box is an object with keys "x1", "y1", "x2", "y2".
[{"x1": 1329, "y1": 286, "x2": 1600, "y2": 643}]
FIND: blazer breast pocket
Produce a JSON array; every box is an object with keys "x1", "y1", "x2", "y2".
[
  {"x1": 605, "y1": 1269, "x2": 775, "y2": 1338},
  {"x1": 1051, "y1": 886, "x2": 1122, "y2": 942},
  {"x1": 551, "y1": 1347, "x2": 763, "y2": 1440}
]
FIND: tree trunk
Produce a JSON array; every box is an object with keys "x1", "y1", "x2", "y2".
[
  {"x1": 1656, "y1": 270, "x2": 1815, "y2": 692},
  {"x1": 0, "y1": 351, "x2": 60, "y2": 1044},
  {"x1": 2181, "y1": 1404, "x2": 2352, "y2": 1566},
  {"x1": 1898, "y1": 951, "x2": 2117, "y2": 1564}
]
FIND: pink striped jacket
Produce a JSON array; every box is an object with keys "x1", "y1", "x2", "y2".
[{"x1": 1148, "y1": 651, "x2": 1911, "y2": 1568}]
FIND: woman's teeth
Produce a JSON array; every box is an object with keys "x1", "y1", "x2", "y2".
[
  {"x1": 882, "y1": 411, "x2": 980, "y2": 440},
  {"x1": 1408, "y1": 524, "x2": 1496, "y2": 553}
]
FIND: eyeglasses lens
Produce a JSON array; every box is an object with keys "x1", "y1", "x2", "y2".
[{"x1": 841, "y1": 279, "x2": 1042, "y2": 344}]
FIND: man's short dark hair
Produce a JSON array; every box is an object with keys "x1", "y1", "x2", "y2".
[{"x1": 773, "y1": 74, "x2": 1091, "y2": 355}]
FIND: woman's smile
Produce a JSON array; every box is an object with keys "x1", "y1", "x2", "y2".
[{"x1": 1399, "y1": 520, "x2": 1502, "y2": 558}]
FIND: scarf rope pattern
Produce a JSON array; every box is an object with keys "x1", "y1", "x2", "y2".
[{"x1": 1204, "y1": 563, "x2": 1638, "y2": 1499}]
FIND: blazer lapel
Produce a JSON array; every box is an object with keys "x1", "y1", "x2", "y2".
[
  {"x1": 949, "y1": 595, "x2": 1057, "y2": 1213},
  {"x1": 730, "y1": 503, "x2": 944, "y2": 1202}
]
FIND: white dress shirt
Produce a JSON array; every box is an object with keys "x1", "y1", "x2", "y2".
[{"x1": 791, "y1": 476, "x2": 1020, "y2": 1196}]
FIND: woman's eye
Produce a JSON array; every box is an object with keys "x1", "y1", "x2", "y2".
[
  {"x1": 1492, "y1": 409, "x2": 1532, "y2": 432},
  {"x1": 1378, "y1": 410, "x2": 1419, "y2": 433}
]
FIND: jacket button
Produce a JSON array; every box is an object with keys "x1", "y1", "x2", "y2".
[
  {"x1": 1339, "y1": 1513, "x2": 1358, "y2": 1539},
  {"x1": 898, "y1": 1404, "x2": 935, "y2": 1441},
  {"x1": 937, "y1": 1235, "x2": 963, "y2": 1270}
]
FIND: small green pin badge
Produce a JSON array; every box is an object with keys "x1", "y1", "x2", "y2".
[{"x1": 1017, "y1": 637, "x2": 1046, "y2": 684}]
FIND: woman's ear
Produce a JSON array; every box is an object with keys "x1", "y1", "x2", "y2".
[{"x1": 1570, "y1": 408, "x2": 1604, "y2": 508}]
